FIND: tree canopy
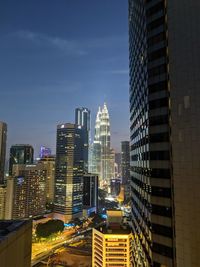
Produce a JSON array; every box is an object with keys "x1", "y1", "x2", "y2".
[{"x1": 36, "y1": 219, "x2": 64, "y2": 238}]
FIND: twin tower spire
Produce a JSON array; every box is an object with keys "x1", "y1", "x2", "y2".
[{"x1": 90, "y1": 103, "x2": 115, "y2": 188}]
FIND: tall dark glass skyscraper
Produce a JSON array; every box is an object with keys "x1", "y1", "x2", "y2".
[
  {"x1": 9, "y1": 145, "x2": 34, "y2": 175},
  {"x1": 129, "y1": 1, "x2": 200, "y2": 267},
  {"x1": 0, "y1": 122, "x2": 7, "y2": 184},
  {"x1": 54, "y1": 123, "x2": 84, "y2": 222},
  {"x1": 75, "y1": 107, "x2": 91, "y2": 172}
]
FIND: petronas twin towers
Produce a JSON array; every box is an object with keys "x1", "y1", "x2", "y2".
[{"x1": 90, "y1": 103, "x2": 115, "y2": 187}]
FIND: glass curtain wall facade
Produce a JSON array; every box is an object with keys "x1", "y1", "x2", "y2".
[
  {"x1": 9, "y1": 145, "x2": 34, "y2": 175},
  {"x1": 75, "y1": 107, "x2": 91, "y2": 172},
  {"x1": 129, "y1": 0, "x2": 173, "y2": 266},
  {"x1": 54, "y1": 123, "x2": 84, "y2": 222},
  {"x1": 129, "y1": 1, "x2": 200, "y2": 267}
]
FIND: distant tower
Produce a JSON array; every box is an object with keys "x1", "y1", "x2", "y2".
[
  {"x1": 91, "y1": 104, "x2": 115, "y2": 187},
  {"x1": 100, "y1": 103, "x2": 114, "y2": 184},
  {"x1": 9, "y1": 145, "x2": 34, "y2": 175},
  {"x1": 0, "y1": 122, "x2": 7, "y2": 184},
  {"x1": 40, "y1": 146, "x2": 51, "y2": 158},
  {"x1": 75, "y1": 107, "x2": 91, "y2": 172},
  {"x1": 90, "y1": 107, "x2": 102, "y2": 178}
]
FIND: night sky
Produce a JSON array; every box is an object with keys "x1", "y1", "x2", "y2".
[{"x1": 0, "y1": 0, "x2": 129, "y2": 157}]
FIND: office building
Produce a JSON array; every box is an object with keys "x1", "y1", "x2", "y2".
[
  {"x1": 40, "y1": 146, "x2": 51, "y2": 158},
  {"x1": 92, "y1": 210, "x2": 133, "y2": 267},
  {"x1": 129, "y1": 1, "x2": 200, "y2": 266},
  {"x1": 0, "y1": 185, "x2": 6, "y2": 219},
  {"x1": 38, "y1": 156, "x2": 55, "y2": 203},
  {"x1": 83, "y1": 174, "x2": 98, "y2": 216},
  {"x1": 0, "y1": 122, "x2": 7, "y2": 184},
  {"x1": 54, "y1": 123, "x2": 84, "y2": 222},
  {"x1": 5, "y1": 164, "x2": 47, "y2": 219},
  {"x1": 75, "y1": 107, "x2": 91, "y2": 172},
  {"x1": 0, "y1": 220, "x2": 32, "y2": 267},
  {"x1": 9, "y1": 144, "x2": 34, "y2": 175}
]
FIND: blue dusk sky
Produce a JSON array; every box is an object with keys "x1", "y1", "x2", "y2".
[{"x1": 0, "y1": 0, "x2": 129, "y2": 157}]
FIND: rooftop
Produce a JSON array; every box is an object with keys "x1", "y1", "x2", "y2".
[{"x1": 0, "y1": 220, "x2": 30, "y2": 242}]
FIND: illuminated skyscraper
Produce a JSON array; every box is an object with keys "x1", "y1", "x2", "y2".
[
  {"x1": 54, "y1": 123, "x2": 84, "y2": 222},
  {"x1": 90, "y1": 107, "x2": 102, "y2": 178},
  {"x1": 9, "y1": 145, "x2": 34, "y2": 175},
  {"x1": 91, "y1": 104, "x2": 115, "y2": 186},
  {"x1": 0, "y1": 122, "x2": 7, "y2": 184},
  {"x1": 75, "y1": 107, "x2": 91, "y2": 172},
  {"x1": 129, "y1": 0, "x2": 200, "y2": 266}
]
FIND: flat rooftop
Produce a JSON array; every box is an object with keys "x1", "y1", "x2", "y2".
[
  {"x1": 97, "y1": 224, "x2": 132, "y2": 235},
  {"x1": 0, "y1": 220, "x2": 30, "y2": 242}
]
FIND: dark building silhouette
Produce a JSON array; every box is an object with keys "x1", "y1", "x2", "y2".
[
  {"x1": 0, "y1": 122, "x2": 7, "y2": 184},
  {"x1": 75, "y1": 107, "x2": 91, "y2": 172},
  {"x1": 83, "y1": 174, "x2": 98, "y2": 215}
]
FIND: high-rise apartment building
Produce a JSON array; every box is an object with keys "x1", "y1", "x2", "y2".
[
  {"x1": 83, "y1": 174, "x2": 98, "y2": 216},
  {"x1": 54, "y1": 123, "x2": 84, "y2": 222},
  {"x1": 38, "y1": 156, "x2": 55, "y2": 203},
  {"x1": 5, "y1": 164, "x2": 47, "y2": 219},
  {"x1": 9, "y1": 144, "x2": 34, "y2": 175},
  {"x1": 129, "y1": 1, "x2": 200, "y2": 267},
  {"x1": 75, "y1": 107, "x2": 91, "y2": 172},
  {"x1": 92, "y1": 210, "x2": 133, "y2": 267},
  {"x1": 0, "y1": 122, "x2": 7, "y2": 184}
]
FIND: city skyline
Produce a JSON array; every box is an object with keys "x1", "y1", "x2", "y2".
[{"x1": 0, "y1": 1, "x2": 129, "y2": 155}]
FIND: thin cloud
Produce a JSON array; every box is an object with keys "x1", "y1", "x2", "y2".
[{"x1": 13, "y1": 30, "x2": 87, "y2": 56}]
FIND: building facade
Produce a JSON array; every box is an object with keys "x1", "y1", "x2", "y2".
[
  {"x1": 0, "y1": 122, "x2": 7, "y2": 184},
  {"x1": 75, "y1": 107, "x2": 91, "y2": 172},
  {"x1": 9, "y1": 144, "x2": 34, "y2": 175},
  {"x1": 5, "y1": 164, "x2": 47, "y2": 219},
  {"x1": 129, "y1": 1, "x2": 200, "y2": 267},
  {"x1": 54, "y1": 123, "x2": 84, "y2": 222},
  {"x1": 92, "y1": 210, "x2": 133, "y2": 267},
  {"x1": 83, "y1": 174, "x2": 98, "y2": 216},
  {"x1": 38, "y1": 156, "x2": 55, "y2": 203},
  {"x1": 40, "y1": 146, "x2": 51, "y2": 158}
]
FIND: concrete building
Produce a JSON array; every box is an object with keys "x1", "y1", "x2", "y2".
[
  {"x1": 129, "y1": 0, "x2": 200, "y2": 266},
  {"x1": 5, "y1": 164, "x2": 47, "y2": 219},
  {"x1": 54, "y1": 123, "x2": 84, "y2": 222},
  {"x1": 38, "y1": 156, "x2": 55, "y2": 203},
  {"x1": 92, "y1": 210, "x2": 133, "y2": 267},
  {"x1": 0, "y1": 122, "x2": 7, "y2": 184},
  {"x1": 0, "y1": 185, "x2": 6, "y2": 219},
  {"x1": 9, "y1": 144, "x2": 34, "y2": 175},
  {"x1": 0, "y1": 220, "x2": 32, "y2": 267}
]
